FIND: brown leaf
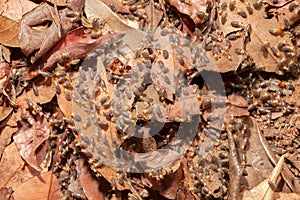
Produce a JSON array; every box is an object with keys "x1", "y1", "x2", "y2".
[
  {"x1": 169, "y1": 0, "x2": 207, "y2": 25},
  {"x1": 147, "y1": 162, "x2": 184, "y2": 199},
  {"x1": 19, "y1": 1, "x2": 84, "y2": 63},
  {"x1": 240, "y1": 117, "x2": 274, "y2": 189},
  {"x1": 85, "y1": 0, "x2": 136, "y2": 32},
  {"x1": 0, "y1": 142, "x2": 24, "y2": 187},
  {"x1": 13, "y1": 113, "x2": 50, "y2": 171},
  {"x1": 0, "y1": 16, "x2": 19, "y2": 47},
  {"x1": 16, "y1": 77, "x2": 56, "y2": 110},
  {"x1": 218, "y1": 0, "x2": 296, "y2": 74},
  {"x1": 0, "y1": 45, "x2": 11, "y2": 63},
  {"x1": 277, "y1": 4, "x2": 300, "y2": 28},
  {"x1": 274, "y1": 192, "x2": 300, "y2": 200},
  {"x1": 77, "y1": 158, "x2": 105, "y2": 200},
  {"x1": 13, "y1": 171, "x2": 63, "y2": 200},
  {"x1": 0, "y1": 81, "x2": 16, "y2": 122},
  {"x1": 0, "y1": 0, "x2": 37, "y2": 22},
  {"x1": 242, "y1": 155, "x2": 286, "y2": 200},
  {"x1": 0, "y1": 125, "x2": 18, "y2": 159},
  {"x1": 204, "y1": 32, "x2": 245, "y2": 72}
]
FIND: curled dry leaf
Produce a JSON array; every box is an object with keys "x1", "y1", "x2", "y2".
[
  {"x1": 19, "y1": 1, "x2": 84, "y2": 63},
  {"x1": 22, "y1": 28, "x2": 125, "y2": 81},
  {"x1": 0, "y1": 45, "x2": 11, "y2": 63},
  {"x1": 0, "y1": 142, "x2": 24, "y2": 188},
  {"x1": 13, "y1": 171, "x2": 63, "y2": 200},
  {"x1": 13, "y1": 113, "x2": 50, "y2": 171}
]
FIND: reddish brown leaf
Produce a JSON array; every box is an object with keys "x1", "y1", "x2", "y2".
[
  {"x1": 16, "y1": 77, "x2": 56, "y2": 110},
  {"x1": 148, "y1": 163, "x2": 184, "y2": 199},
  {"x1": 0, "y1": 142, "x2": 24, "y2": 188},
  {"x1": 13, "y1": 171, "x2": 63, "y2": 200},
  {"x1": 19, "y1": 1, "x2": 84, "y2": 63},
  {"x1": 0, "y1": 125, "x2": 18, "y2": 159},
  {"x1": 0, "y1": 16, "x2": 19, "y2": 47},
  {"x1": 169, "y1": 0, "x2": 207, "y2": 25},
  {"x1": 77, "y1": 158, "x2": 105, "y2": 200},
  {"x1": 13, "y1": 113, "x2": 50, "y2": 171}
]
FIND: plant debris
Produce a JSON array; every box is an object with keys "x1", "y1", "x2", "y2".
[{"x1": 0, "y1": 0, "x2": 300, "y2": 199}]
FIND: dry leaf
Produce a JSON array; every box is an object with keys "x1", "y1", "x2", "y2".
[
  {"x1": 77, "y1": 158, "x2": 105, "y2": 200},
  {"x1": 0, "y1": 125, "x2": 18, "y2": 159},
  {"x1": 217, "y1": 0, "x2": 296, "y2": 74},
  {"x1": 13, "y1": 171, "x2": 63, "y2": 200},
  {"x1": 149, "y1": 163, "x2": 184, "y2": 199},
  {"x1": 0, "y1": 45, "x2": 11, "y2": 63},
  {"x1": 242, "y1": 155, "x2": 285, "y2": 200},
  {"x1": 0, "y1": 0, "x2": 37, "y2": 22},
  {"x1": 242, "y1": 117, "x2": 275, "y2": 189},
  {"x1": 0, "y1": 142, "x2": 24, "y2": 188},
  {"x1": 274, "y1": 192, "x2": 300, "y2": 200},
  {"x1": 13, "y1": 113, "x2": 50, "y2": 171},
  {"x1": 19, "y1": 1, "x2": 84, "y2": 63},
  {"x1": 169, "y1": 0, "x2": 207, "y2": 25},
  {"x1": 16, "y1": 77, "x2": 56, "y2": 110},
  {"x1": 0, "y1": 81, "x2": 16, "y2": 122},
  {"x1": 0, "y1": 16, "x2": 19, "y2": 47},
  {"x1": 85, "y1": 0, "x2": 143, "y2": 32}
]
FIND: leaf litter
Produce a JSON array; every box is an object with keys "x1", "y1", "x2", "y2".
[{"x1": 0, "y1": 0, "x2": 300, "y2": 199}]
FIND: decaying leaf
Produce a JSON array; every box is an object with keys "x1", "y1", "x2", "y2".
[
  {"x1": 0, "y1": 65, "x2": 16, "y2": 122},
  {"x1": 0, "y1": 45, "x2": 11, "y2": 63},
  {"x1": 13, "y1": 113, "x2": 50, "y2": 171}
]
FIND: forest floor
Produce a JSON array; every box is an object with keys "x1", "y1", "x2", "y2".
[{"x1": 0, "y1": 0, "x2": 300, "y2": 199}]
